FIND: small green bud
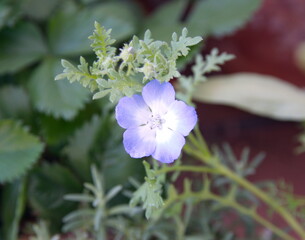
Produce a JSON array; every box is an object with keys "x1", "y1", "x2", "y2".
[
  {"x1": 119, "y1": 44, "x2": 135, "y2": 62},
  {"x1": 138, "y1": 60, "x2": 156, "y2": 81}
]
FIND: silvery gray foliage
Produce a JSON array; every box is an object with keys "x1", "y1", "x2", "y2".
[{"x1": 55, "y1": 22, "x2": 202, "y2": 103}]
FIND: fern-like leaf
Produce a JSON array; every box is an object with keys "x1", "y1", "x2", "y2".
[
  {"x1": 55, "y1": 57, "x2": 98, "y2": 92},
  {"x1": 88, "y1": 21, "x2": 116, "y2": 59}
]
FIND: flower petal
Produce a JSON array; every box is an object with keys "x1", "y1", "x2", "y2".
[
  {"x1": 123, "y1": 126, "x2": 156, "y2": 158},
  {"x1": 163, "y1": 100, "x2": 197, "y2": 136},
  {"x1": 152, "y1": 128, "x2": 185, "y2": 163},
  {"x1": 142, "y1": 79, "x2": 175, "y2": 115},
  {"x1": 115, "y1": 95, "x2": 151, "y2": 129}
]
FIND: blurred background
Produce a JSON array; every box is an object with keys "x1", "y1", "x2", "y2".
[{"x1": 0, "y1": 0, "x2": 305, "y2": 239}]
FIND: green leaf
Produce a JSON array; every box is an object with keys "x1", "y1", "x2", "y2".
[
  {"x1": 0, "y1": 22, "x2": 47, "y2": 74},
  {"x1": 0, "y1": 85, "x2": 31, "y2": 119},
  {"x1": 188, "y1": 0, "x2": 262, "y2": 37},
  {"x1": 177, "y1": 49, "x2": 234, "y2": 104},
  {"x1": 63, "y1": 115, "x2": 101, "y2": 181},
  {"x1": 28, "y1": 163, "x2": 82, "y2": 231},
  {"x1": 28, "y1": 58, "x2": 90, "y2": 120},
  {"x1": 37, "y1": 103, "x2": 98, "y2": 145},
  {"x1": 1, "y1": 179, "x2": 27, "y2": 240},
  {"x1": 62, "y1": 113, "x2": 144, "y2": 188},
  {"x1": 130, "y1": 180, "x2": 164, "y2": 219},
  {"x1": 21, "y1": 0, "x2": 59, "y2": 20},
  {"x1": 55, "y1": 57, "x2": 99, "y2": 92},
  {"x1": 0, "y1": 1, "x2": 22, "y2": 30},
  {"x1": 142, "y1": 0, "x2": 187, "y2": 41},
  {"x1": 0, "y1": 120, "x2": 43, "y2": 183},
  {"x1": 171, "y1": 28, "x2": 202, "y2": 58},
  {"x1": 88, "y1": 22, "x2": 116, "y2": 59},
  {"x1": 48, "y1": 2, "x2": 136, "y2": 56}
]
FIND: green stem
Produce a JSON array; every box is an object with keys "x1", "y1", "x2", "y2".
[
  {"x1": 173, "y1": 216, "x2": 185, "y2": 240},
  {"x1": 186, "y1": 131, "x2": 305, "y2": 239},
  {"x1": 155, "y1": 165, "x2": 219, "y2": 175},
  {"x1": 218, "y1": 165, "x2": 305, "y2": 239},
  {"x1": 163, "y1": 192, "x2": 294, "y2": 240}
]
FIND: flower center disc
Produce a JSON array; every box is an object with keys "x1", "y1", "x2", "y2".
[{"x1": 149, "y1": 114, "x2": 166, "y2": 129}]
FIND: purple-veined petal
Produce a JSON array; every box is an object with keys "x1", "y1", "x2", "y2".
[
  {"x1": 115, "y1": 95, "x2": 151, "y2": 129},
  {"x1": 163, "y1": 100, "x2": 197, "y2": 136},
  {"x1": 123, "y1": 125, "x2": 156, "y2": 158},
  {"x1": 152, "y1": 128, "x2": 185, "y2": 163},
  {"x1": 142, "y1": 79, "x2": 175, "y2": 115}
]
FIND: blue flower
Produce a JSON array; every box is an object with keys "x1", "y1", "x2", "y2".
[{"x1": 115, "y1": 79, "x2": 197, "y2": 163}]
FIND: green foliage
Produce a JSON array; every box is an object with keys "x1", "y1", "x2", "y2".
[
  {"x1": 28, "y1": 58, "x2": 90, "y2": 120},
  {"x1": 56, "y1": 58, "x2": 99, "y2": 92},
  {"x1": 57, "y1": 23, "x2": 202, "y2": 103},
  {"x1": 88, "y1": 23, "x2": 116, "y2": 60},
  {"x1": 48, "y1": 2, "x2": 136, "y2": 56},
  {"x1": 29, "y1": 221, "x2": 53, "y2": 240},
  {"x1": 3, "y1": 1, "x2": 304, "y2": 240},
  {"x1": 0, "y1": 85, "x2": 31, "y2": 119},
  {"x1": 1, "y1": 179, "x2": 27, "y2": 240},
  {"x1": 188, "y1": 0, "x2": 262, "y2": 37},
  {"x1": 28, "y1": 163, "x2": 82, "y2": 231},
  {"x1": 0, "y1": 22, "x2": 47, "y2": 74},
  {"x1": 130, "y1": 161, "x2": 164, "y2": 219},
  {"x1": 62, "y1": 112, "x2": 144, "y2": 188},
  {"x1": 20, "y1": 0, "x2": 60, "y2": 21},
  {"x1": 0, "y1": 120, "x2": 43, "y2": 183},
  {"x1": 144, "y1": 0, "x2": 262, "y2": 41},
  {"x1": 267, "y1": 180, "x2": 305, "y2": 228},
  {"x1": 63, "y1": 165, "x2": 128, "y2": 239},
  {"x1": 177, "y1": 48, "x2": 234, "y2": 104},
  {"x1": 63, "y1": 115, "x2": 102, "y2": 181}
]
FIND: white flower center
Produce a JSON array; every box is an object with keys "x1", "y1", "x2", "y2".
[{"x1": 148, "y1": 114, "x2": 166, "y2": 129}]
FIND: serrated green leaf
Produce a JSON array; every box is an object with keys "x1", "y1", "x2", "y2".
[
  {"x1": 0, "y1": 22, "x2": 47, "y2": 74},
  {"x1": 63, "y1": 115, "x2": 101, "y2": 181},
  {"x1": 28, "y1": 58, "x2": 90, "y2": 120},
  {"x1": 0, "y1": 85, "x2": 31, "y2": 119},
  {"x1": 28, "y1": 163, "x2": 82, "y2": 231},
  {"x1": 0, "y1": 120, "x2": 43, "y2": 183},
  {"x1": 48, "y1": 2, "x2": 136, "y2": 56},
  {"x1": 188, "y1": 0, "x2": 262, "y2": 37}
]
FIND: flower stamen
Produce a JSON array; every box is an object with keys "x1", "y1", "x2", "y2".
[{"x1": 149, "y1": 114, "x2": 166, "y2": 129}]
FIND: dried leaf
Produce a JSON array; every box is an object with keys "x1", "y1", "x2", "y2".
[{"x1": 194, "y1": 73, "x2": 305, "y2": 121}]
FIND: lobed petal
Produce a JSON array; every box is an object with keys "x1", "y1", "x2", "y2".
[
  {"x1": 115, "y1": 95, "x2": 151, "y2": 129},
  {"x1": 152, "y1": 128, "x2": 185, "y2": 163},
  {"x1": 142, "y1": 79, "x2": 175, "y2": 115},
  {"x1": 123, "y1": 126, "x2": 156, "y2": 158},
  {"x1": 163, "y1": 100, "x2": 197, "y2": 136}
]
